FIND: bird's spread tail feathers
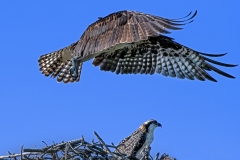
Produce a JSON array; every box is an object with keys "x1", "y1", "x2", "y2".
[{"x1": 38, "y1": 42, "x2": 83, "y2": 83}]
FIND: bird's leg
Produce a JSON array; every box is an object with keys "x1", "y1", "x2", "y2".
[{"x1": 70, "y1": 56, "x2": 78, "y2": 79}]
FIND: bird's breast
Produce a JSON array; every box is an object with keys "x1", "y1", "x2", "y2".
[{"x1": 145, "y1": 132, "x2": 154, "y2": 146}]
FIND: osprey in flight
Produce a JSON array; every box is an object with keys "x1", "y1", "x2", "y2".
[
  {"x1": 38, "y1": 10, "x2": 237, "y2": 83},
  {"x1": 114, "y1": 119, "x2": 161, "y2": 159}
]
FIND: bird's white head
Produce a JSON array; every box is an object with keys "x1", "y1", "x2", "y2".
[{"x1": 140, "y1": 119, "x2": 162, "y2": 133}]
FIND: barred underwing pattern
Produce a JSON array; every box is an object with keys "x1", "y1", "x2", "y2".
[{"x1": 96, "y1": 36, "x2": 236, "y2": 82}]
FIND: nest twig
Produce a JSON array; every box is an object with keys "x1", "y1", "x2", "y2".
[{"x1": 0, "y1": 132, "x2": 176, "y2": 160}]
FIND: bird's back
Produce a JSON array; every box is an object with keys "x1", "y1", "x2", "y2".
[{"x1": 73, "y1": 10, "x2": 197, "y2": 60}]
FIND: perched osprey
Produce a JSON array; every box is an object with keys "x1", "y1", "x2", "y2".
[
  {"x1": 114, "y1": 119, "x2": 161, "y2": 159},
  {"x1": 38, "y1": 10, "x2": 237, "y2": 83}
]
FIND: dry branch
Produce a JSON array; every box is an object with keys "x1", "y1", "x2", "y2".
[{"x1": 0, "y1": 132, "x2": 176, "y2": 160}]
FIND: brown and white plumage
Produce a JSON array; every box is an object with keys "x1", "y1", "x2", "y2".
[
  {"x1": 115, "y1": 119, "x2": 161, "y2": 159},
  {"x1": 38, "y1": 10, "x2": 237, "y2": 83},
  {"x1": 95, "y1": 35, "x2": 237, "y2": 82},
  {"x1": 73, "y1": 10, "x2": 197, "y2": 58},
  {"x1": 38, "y1": 42, "x2": 82, "y2": 83}
]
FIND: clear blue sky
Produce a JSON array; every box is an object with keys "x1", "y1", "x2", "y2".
[{"x1": 0, "y1": 1, "x2": 239, "y2": 160}]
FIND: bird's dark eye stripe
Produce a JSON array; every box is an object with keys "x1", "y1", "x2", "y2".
[
  {"x1": 145, "y1": 120, "x2": 157, "y2": 127},
  {"x1": 151, "y1": 120, "x2": 158, "y2": 125}
]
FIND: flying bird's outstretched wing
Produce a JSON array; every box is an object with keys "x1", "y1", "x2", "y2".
[
  {"x1": 38, "y1": 10, "x2": 237, "y2": 83},
  {"x1": 73, "y1": 10, "x2": 197, "y2": 58},
  {"x1": 94, "y1": 35, "x2": 237, "y2": 82}
]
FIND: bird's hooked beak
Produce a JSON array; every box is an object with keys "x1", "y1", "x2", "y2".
[{"x1": 157, "y1": 123, "x2": 162, "y2": 127}]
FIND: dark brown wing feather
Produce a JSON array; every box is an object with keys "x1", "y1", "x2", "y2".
[
  {"x1": 115, "y1": 129, "x2": 146, "y2": 157},
  {"x1": 94, "y1": 35, "x2": 237, "y2": 82},
  {"x1": 73, "y1": 10, "x2": 197, "y2": 58}
]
